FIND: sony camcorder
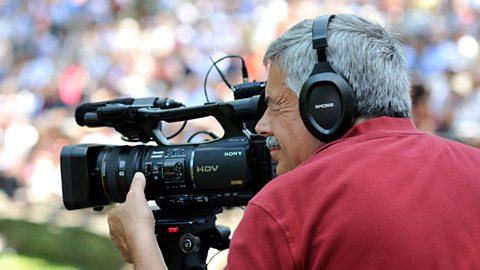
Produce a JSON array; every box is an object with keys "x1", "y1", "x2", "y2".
[{"x1": 60, "y1": 81, "x2": 275, "y2": 211}]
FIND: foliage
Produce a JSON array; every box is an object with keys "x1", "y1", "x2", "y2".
[
  {"x1": 0, "y1": 254, "x2": 81, "y2": 270},
  {"x1": 0, "y1": 219, "x2": 126, "y2": 270}
]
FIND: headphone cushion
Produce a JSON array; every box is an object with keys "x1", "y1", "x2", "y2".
[{"x1": 299, "y1": 72, "x2": 356, "y2": 142}]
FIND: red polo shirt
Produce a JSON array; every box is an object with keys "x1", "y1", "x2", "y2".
[{"x1": 226, "y1": 117, "x2": 480, "y2": 269}]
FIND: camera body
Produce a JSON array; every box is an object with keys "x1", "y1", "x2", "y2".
[
  {"x1": 61, "y1": 134, "x2": 272, "y2": 210},
  {"x1": 60, "y1": 89, "x2": 274, "y2": 210}
]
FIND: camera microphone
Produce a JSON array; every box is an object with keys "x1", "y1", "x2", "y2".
[
  {"x1": 75, "y1": 97, "x2": 184, "y2": 127},
  {"x1": 154, "y1": 97, "x2": 184, "y2": 110},
  {"x1": 240, "y1": 58, "x2": 249, "y2": 83},
  {"x1": 75, "y1": 98, "x2": 134, "y2": 126}
]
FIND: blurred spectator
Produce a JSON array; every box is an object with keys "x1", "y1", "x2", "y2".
[
  {"x1": 0, "y1": 0, "x2": 479, "y2": 242},
  {"x1": 411, "y1": 83, "x2": 436, "y2": 133}
]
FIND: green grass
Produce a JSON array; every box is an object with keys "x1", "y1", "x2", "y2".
[
  {"x1": 0, "y1": 219, "x2": 125, "y2": 270},
  {"x1": 0, "y1": 254, "x2": 81, "y2": 270}
]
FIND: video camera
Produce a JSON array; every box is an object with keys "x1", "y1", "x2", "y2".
[
  {"x1": 61, "y1": 86, "x2": 273, "y2": 210},
  {"x1": 60, "y1": 56, "x2": 274, "y2": 270}
]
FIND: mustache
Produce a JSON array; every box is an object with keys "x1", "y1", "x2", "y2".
[{"x1": 266, "y1": 136, "x2": 280, "y2": 150}]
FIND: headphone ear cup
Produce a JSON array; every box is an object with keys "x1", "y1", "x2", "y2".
[{"x1": 299, "y1": 72, "x2": 356, "y2": 142}]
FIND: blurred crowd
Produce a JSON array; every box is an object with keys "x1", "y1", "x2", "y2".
[{"x1": 1, "y1": 0, "x2": 480, "y2": 217}]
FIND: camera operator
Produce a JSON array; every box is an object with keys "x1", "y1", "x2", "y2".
[{"x1": 108, "y1": 14, "x2": 480, "y2": 269}]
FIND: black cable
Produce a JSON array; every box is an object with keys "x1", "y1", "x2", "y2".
[
  {"x1": 187, "y1": 130, "x2": 219, "y2": 143},
  {"x1": 207, "y1": 249, "x2": 228, "y2": 267},
  {"x1": 210, "y1": 56, "x2": 233, "y2": 90},
  {"x1": 203, "y1": 55, "x2": 247, "y2": 103},
  {"x1": 165, "y1": 120, "x2": 188, "y2": 140}
]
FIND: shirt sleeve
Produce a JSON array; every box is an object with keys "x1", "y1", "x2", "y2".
[{"x1": 225, "y1": 202, "x2": 296, "y2": 270}]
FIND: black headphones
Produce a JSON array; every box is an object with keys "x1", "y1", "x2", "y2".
[{"x1": 299, "y1": 15, "x2": 356, "y2": 142}]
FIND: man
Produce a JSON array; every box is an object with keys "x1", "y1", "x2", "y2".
[{"x1": 108, "y1": 14, "x2": 480, "y2": 269}]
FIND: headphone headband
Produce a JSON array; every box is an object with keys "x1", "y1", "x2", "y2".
[{"x1": 312, "y1": 15, "x2": 335, "y2": 62}]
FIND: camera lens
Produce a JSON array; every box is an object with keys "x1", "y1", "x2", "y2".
[{"x1": 99, "y1": 146, "x2": 145, "y2": 203}]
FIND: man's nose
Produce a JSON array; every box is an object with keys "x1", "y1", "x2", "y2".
[{"x1": 255, "y1": 112, "x2": 271, "y2": 137}]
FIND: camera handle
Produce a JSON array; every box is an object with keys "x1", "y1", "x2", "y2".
[{"x1": 154, "y1": 207, "x2": 230, "y2": 270}]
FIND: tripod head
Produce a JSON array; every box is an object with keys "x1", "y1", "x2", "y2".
[{"x1": 154, "y1": 207, "x2": 230, "y2": 270}]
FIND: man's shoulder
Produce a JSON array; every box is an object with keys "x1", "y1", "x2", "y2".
[{"x1": 249, "y1": 156, "x2": 324, "y2": 207}]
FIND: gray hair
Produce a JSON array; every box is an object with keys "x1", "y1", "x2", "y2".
[{"x1": 264, "y1": 14, "x2": 412, "y2": 118}]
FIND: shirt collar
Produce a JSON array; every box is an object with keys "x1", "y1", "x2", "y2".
[{"x1": 315, "y1": 116, "x2": 419, "y2": 153}]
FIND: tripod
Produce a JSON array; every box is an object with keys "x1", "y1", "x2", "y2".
[{"x1": 154, "y1": 207, "x2": 231, "y2": 270}]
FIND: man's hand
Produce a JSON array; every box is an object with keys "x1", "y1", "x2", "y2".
[{"x1": 108, "y1": 172, "x2": 168, "y2": 269}]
